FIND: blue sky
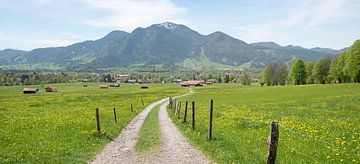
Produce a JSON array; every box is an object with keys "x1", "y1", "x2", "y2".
[{"x1": 0, "y1": 0, "x2": 359, "y2": 50}]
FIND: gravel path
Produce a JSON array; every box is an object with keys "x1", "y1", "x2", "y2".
[
  {"x1": 151, "y1": 101, "x2": 210, "y2": 163},
  {"x1": 90, "y1": 94, "x2": 210, "y2": 164},
  {"x1": 90, "y1": 97, "x2": 169, "y2": 164}
]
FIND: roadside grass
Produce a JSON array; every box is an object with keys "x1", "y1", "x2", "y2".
[
  {"x1": 135, "y1": 104, "x2": 161, "y2": 153},
  {"x1": 169, "y1": 83, "x2": 360, "y2": 163},
  {"x1": 0, "y1": 83, "x2": 186, "y2": 163}
]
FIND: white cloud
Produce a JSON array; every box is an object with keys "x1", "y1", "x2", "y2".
[
  {"x1": 0, "y1": 33, "x2": 78, "y2": 50},
  {"x1": 82, "y1": 0, "x2": 187, "y2": 31},
  {"x1": 229, "y1": 0, "x2": 359, "y2": 48}
]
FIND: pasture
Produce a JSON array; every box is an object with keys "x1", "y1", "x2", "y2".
[
  {"x1": 0, "y1": 83, "x2": 186, "y2": 163},
  {"x1": 170, "y1": 83, "x2": 360, "y2": 163}
]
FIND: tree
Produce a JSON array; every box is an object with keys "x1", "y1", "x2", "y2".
[
  {"x1": 260, "y1": 64, "x2": 272, "y2": 86},
  {"x1": 260, "y1": 62, "x2": 287, "y2": 86},
  {"x1": 224, "y1": 74, "x2": 230, "y2": 83},
  {"x1": 289, "y1": 58, "x2": 307, "y2": 85},
  {"x1": 344, "y1": 40, "x2": 360, "y2": 82},
  {"x1": 279, "y1": 64, "x2": 288, "y2": 85},
  {"x1": 313, "y1": 57, "x2": 331, "y2": 84},
  {"x1": 328, "y1": 59, "x2": 338, "y2": 83},
  {"x1": 239, "y1": 74, "x2": 251, "y2": 85},
  {"x1": 336, "y1": 52, "x2": 349, "y2": 83},
  {"x1": 304, "y1": 61, "x2": 314, "y2": 84},
  {"x1": 217, "y1": 76, "x2": 222, "y2": 83}
]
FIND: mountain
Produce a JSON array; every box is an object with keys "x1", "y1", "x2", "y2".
[
  {"x1": 0, "y1": 22, "x2": 346, "y2": 70},
  {"x1": 250, "y1": 42, "x2": 282, "y2": 49},
  {"x1": 310, "y1": 47, "x2": 347, "y2": 55}
]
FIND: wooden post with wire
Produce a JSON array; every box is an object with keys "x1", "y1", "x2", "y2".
[
  {"x1": 175, "y1": 102, "x2": 180, "y2": 115},
  {"x1": 208, "y1": 99, "x2": 213, "y2": 140},
  {"x1": 113, "y1": 108, "x2": 117, "y2": 124},
  {"x1": 177, "y1": 102, "x2": 181, "y2": 119},
  {"x1": 183, "y1": 101, "x2": 188, "y2": 123},
  {"x1": 267, "y1": 122, "x2": 279, "y2": 164},
  {"x1": 173, "y1": 100, "x2": 177, "y2": 111},
  {"x1": 169, "y1": 97, "x2": 173, "y2": 109},
  {"x1": 95, "y1": 108, "x2": 101, "y2": 134},
  {"x1": 192, "y1": 101, "x2": 195, "y2": 129}
]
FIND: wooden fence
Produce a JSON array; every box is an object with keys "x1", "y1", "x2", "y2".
[{"x1": 168, "y1": 97, "x2": 279, "y2": 164}]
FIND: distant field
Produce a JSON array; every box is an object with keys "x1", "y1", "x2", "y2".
[
  {"x1": 0, "y1": 83, "x2": 186, "y2": 163},
  {"x1": 170, "y1": 83, "x2": 360, "y2": 163}
]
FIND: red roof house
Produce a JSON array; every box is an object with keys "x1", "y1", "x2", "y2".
[
  {"x1": 45, "y1": 86, "x2": 58, "y2": 92},
  {"x1": 178, "y1": 80, "x2": 205, "y2": 87}
]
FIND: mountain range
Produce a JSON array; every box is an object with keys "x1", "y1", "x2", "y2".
[{"x1": 0, "y1": 22, "x2": 346, "y2": 70}]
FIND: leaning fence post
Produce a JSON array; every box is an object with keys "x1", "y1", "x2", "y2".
[
  {"x1": 113, "y1": 108, "x2": 117, "y2": 124},
  {"x1": 192, "y1": 101, "x2": 195, "y2": 129},
  {"x1": 267, "y1": 122, "x2": 279, "y2": 164},
  {"x1": 183, "y1": 101, "x2": 188, "y2": 123},
  {"x1": 177, "y1": 102, "x2": 182, "y2": 119},
  {"x1": 169, "y1": 97, "x2": 173, "y2": 109},
  {"x1": 175, "y1": 102, "x2": 179, "y2": 114},
  {"x1": 131, "y1": 104, "x2": 133, "y2": 112},
  {"x1": 96, "y1": 108, "x2": 101, "y2": 134},
  {"x1": 173, "y1": 100, "x2": 177, "y2": 111},
  {"x1": 208, "y1": 99, "x2": 213, "y2": 140}
]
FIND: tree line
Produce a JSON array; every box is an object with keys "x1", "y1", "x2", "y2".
[{"x1": 260, "y1": 39, "x2": 360, "y2": 85}]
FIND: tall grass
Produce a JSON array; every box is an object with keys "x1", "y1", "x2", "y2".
[
  {"x1": 170, "y1": 83, "x2": 360, "y2": 163},
  {"x1": 0, "y1": 83, "x2": 186, "y2": 163}
]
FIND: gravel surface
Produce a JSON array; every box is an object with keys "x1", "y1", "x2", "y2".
[
  {"x1": 90, "y1": 94, "x2": 211, "y2": 164},
  {"x1": 90, "y1": 97, "x2": 169, "y2": 164},
  {"x1": 151, "y1": 101, "x2": 210, "y2": 163}
]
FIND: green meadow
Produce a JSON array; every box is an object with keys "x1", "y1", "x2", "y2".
[
  {"x1": 0, "y1": 83, "x2": 186, "y2": 163},
  {"x1": 170, "y1": 83, "x2": 360, "y2": 163}
]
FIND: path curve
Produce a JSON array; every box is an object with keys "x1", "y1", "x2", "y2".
[
  {"x1": 90, "y1": 97, "x2": 169, "y2": 164},
  {"x1": 90, "y1": 94, "x2": 210, "y2": 163}
]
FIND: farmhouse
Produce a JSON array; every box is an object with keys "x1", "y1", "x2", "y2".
[
  {"x1": 141, "y1": 85, "x2": 149, "y2": 89},
  {"x1": 45, "y1": 86, "x2": 58, "y2": 92},
  {"x1": 178, "y1": 80, "x2": 205, "y2": 87},
  {"x1": 109, "y1": 83, "x2": 120, "y2": 87},
  {"x1": 23, "y1": 88, "x2": 39, "y2": 94},
  {"x1": 99, "y1": 85, "x2": 108, "y2": 89}
]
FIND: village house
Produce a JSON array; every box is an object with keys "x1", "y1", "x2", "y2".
[
  {"x1": 23, "y1": 88, "x2": 39, "y2": 94},
  {"x1": 109, "y1": 83, "x2": 120, "y2": 87},
  {"x1": 99, "y1": 85, "x2": 108, "y2": 89},
  {"x1": 45, "y1": 86, "x2": 58, "y2": 92},
  {"x1": 141, "y1": 85, "x2": 149, "y2": 89},
  {"x1": 178, "y1": 80, "x2": 205, "y2": 87}
]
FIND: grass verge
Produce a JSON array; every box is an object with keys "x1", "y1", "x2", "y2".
[{"x1": 135, "y1": 104, "x2": 161, "y2": 153}]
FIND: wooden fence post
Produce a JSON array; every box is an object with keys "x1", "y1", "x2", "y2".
[
  {"x1": 192, "y1": 101, "x2": 195, "y2": 129},
  {"x1": 173, "y1": 100, "x2": 177, "y2": 111},
  {"x1": 95, "y1": 108, "x2": 101, "y2": 134},
  {"x1": 267, "y1": 122, "x2": 279, "y2": 164},
  {"x1": 177, "y1": 102, "x2": 181, "y2": 119},
  {"x1": 169, "y1": 97, "x2": 173, "y2": 109},
  {"x1": 141, "y1": 99, "x2": 144, "y2": 107},
  {"x1": 208, "y1": 99, "x2": 213, "y2": 140},
  {"x1": 131, "y1": 104, "x2": 133, "y2": 112},
  {"x1": 113, "y1": 108, "x2": 117, "y2": 124},
  {"x1": 175, "y1": 102, "x2": 178, "y2": 114},
  {"x1": 183, "y1": 101, "x2": 188, "y2": 123}
]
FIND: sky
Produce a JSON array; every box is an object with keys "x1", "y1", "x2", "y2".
[{"x1": 0, "y1": 0, "x2": 359, "y2": 51}]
